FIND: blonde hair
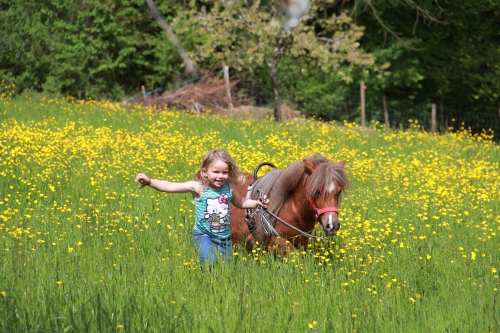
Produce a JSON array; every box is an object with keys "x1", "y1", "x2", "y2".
[{"x1": 194, "y1": 149, "x2": 244, "y2": 189}]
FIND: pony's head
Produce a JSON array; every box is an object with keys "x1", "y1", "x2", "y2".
[{"x1": 304, "y1": 157, "x2": 348, "y2": 236}]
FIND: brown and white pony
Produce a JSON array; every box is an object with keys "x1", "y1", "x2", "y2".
[{"x1": 230, "y1": 155, "x2": 348, "y2": 255}]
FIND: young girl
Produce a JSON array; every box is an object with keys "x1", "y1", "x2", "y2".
[{"x1": 134, "y1": 149, "x2": 268, "y2": 266}]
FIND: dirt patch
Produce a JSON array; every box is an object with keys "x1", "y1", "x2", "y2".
[
  {"x1": 216, "y1": 104, "x2": 302, "y2": 121},
  {"x1": 141, "y1": 77, "x2": 238, "y2": 114},
  {"x1": 137, "y1": 75, "x2": 303, "y2": 122}
]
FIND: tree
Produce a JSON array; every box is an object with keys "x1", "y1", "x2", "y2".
[
  {"x1": 0, "y1": 0, "x2": 191, "y2": 99},
  {"x1": 340, "y1": 0, "x2": 500, "y2": 125},
  {"x1": 339, "y1": 1, "x2": 443, "y2": 108},
  {"x1": 177, "y1": 0, "x2": 375, "y2": 121}
]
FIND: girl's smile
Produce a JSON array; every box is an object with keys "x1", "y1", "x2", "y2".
[{"x1": 202, "y1": 159, "x2": 229, "y2": 189}]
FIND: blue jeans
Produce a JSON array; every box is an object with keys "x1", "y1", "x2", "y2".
[{"x1": 193, "y1": 233, "x2": 233, "y2": 266}]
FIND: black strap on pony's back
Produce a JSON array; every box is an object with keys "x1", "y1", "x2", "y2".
[
  {"x1": 245, "y1": 161, "x2": 276, "y2": 235},
  {"x1": 253, "y1": 162, "x2": 277, "y2": 181}
]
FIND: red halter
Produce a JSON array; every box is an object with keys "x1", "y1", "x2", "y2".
[{"x1": 308, "y1": 197, "x2": 339, "y2": 221}]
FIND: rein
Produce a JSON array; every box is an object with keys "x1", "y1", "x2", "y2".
[{"x1": 251, "y1": 190, "x2": 325, "y2": 242}]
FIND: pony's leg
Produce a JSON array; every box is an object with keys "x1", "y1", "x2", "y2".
[
  {"x1": 245, "y1": 234, "x2": 256, "y2": 252},
  {"x1": 268, "y1": 236, "x2": 297, "y2": 257}
]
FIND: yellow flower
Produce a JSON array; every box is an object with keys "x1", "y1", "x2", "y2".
[{"x1": 1, "y1": 291, "x2": 6, "y2": 297}]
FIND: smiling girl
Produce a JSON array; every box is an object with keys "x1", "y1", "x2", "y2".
[{"x1": 135, "y1": 149, "x2": 268, "y2": 265}]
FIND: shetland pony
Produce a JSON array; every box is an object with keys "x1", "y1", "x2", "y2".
[{"x1": 230, "y1": 155, "x2": 348, "y2": 255}]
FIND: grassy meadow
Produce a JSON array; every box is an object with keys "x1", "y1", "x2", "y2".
[{"x1": 1, "y1": 86, "x2": 499, "y2": 332}]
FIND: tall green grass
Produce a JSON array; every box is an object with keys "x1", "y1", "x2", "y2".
[{"x1": 1, "y1": 96, "x2": 499, "y2": 332}]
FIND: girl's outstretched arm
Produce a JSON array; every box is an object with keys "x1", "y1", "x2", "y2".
[
  {"x1": 229, "y1": 183, "x2": 269, "y2": 209},
  {"x1": 135, "y1": 173, "x2": 201, "y2": 197}
]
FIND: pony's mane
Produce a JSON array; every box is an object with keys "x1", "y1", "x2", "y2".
[{"x1": 252, "y1": 155, "x2": 349, "y2": 220}]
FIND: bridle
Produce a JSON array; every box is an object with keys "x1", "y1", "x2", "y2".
[{"x1": 308, "y1": 197, "x2": 339, "y2": 222}]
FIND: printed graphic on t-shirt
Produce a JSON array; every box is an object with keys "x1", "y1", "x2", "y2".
[{"x1": 204, "y1": 194, "x2": 230, "y2": 233}]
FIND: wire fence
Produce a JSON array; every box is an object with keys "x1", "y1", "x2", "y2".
[
  {"x1": 236, "y1": 82, "x2": 500, "y2": 141},
  {"x1": 358, "y1": 96, "x2": 499, "y2": 140},
  {"x1": 142, "y1": 77, "x2": 500, "y2": 141}
]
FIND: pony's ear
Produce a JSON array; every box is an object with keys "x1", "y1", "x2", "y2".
[
  {"x1": 303, "y1": 159, "x2": 315, "y2": 175},
  {"x1": 338, "y1": 160, "x2": 346, "y2": 167}
]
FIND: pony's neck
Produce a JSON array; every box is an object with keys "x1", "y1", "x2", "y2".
[{"x1": 294, "y1": 176, "x2": 317, "y2": 225}]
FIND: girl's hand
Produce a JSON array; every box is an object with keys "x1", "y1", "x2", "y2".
[
  {"x1": 135, "y1": 173, "x2": 151, "y2": 187},
  {"x1": 257, "y1": 195, "x2": 270, "y2": 209}
]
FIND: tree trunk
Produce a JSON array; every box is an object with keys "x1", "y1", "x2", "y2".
[
  {"x1": 270, "y1": 61, "x2": 281, "y2": 122},
  {"x1": 267, "y1": 35, "x2": 293, "y2": 122}
]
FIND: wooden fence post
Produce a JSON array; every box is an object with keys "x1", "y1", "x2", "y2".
[
  {"x1": 141, "y1": 85, "x2": 147, "y2": 102},
  {"x1": 431, "y1": 103, "x2": 437, "y2": 133},
  {"x1": 383, "y1": 95, "x2": 390, "y2": 130},
  {"x1": 360, "y1": 81, "x2": 366, "y2": 128},
  {"x1": 224, "y1": 65, "x2": 234, "y2": 110}
]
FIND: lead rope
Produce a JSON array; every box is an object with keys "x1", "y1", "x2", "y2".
[{"x1": 254, "y1": 189, "x2": 324, "y2": 241}]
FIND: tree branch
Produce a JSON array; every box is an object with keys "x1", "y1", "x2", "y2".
[
  {"x1": 145, "y1": 0, "x2": 197, "y2": 75},
  {"x1": 365, "y1": 0, "x2": 418, "y2": 50}
]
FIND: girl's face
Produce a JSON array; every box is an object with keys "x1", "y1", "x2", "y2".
[{"x1": 202, "y1": 159, "x2": 230, "y2": 190}]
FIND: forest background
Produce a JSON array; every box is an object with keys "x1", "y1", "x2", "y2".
[{"x1": 1, "y1": 0, "x2": 499, "y2": 136}]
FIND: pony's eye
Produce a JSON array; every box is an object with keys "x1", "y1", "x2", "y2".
[{"x1": 315, "y1": 190, "x2": 321, "y2": 196}]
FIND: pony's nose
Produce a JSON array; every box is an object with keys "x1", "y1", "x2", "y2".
[{"x1": 323, "y1": 219, "x2": 340, "y2": 235}]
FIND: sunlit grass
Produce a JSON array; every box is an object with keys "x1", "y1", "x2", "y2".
[{"x1": 1, "y1": 87, "x2": 499, "y2": 332}]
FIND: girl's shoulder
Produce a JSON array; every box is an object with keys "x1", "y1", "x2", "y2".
[
  {"x1": 223, "y1": 181, "x2": 233, "y2": 192},
  {"x1": 226, "y1": 181, "x2": 238, "y2": 196}
]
